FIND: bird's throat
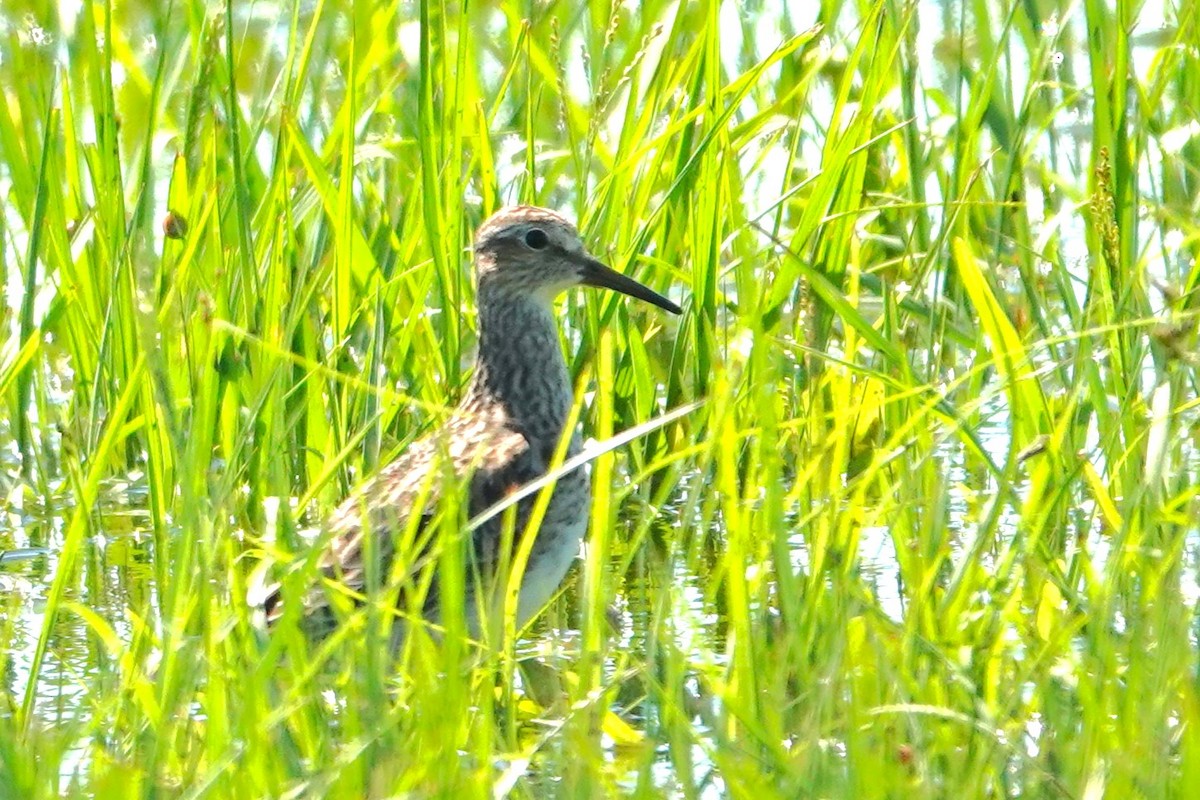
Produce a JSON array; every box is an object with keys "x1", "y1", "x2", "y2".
[{"x1": 465, "y1": 293, "x2": 574, "y2": 444}]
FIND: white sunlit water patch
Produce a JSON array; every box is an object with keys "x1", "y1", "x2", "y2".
[{"x1": 858, "y1": 524, "x2": 903, "y2": 621}]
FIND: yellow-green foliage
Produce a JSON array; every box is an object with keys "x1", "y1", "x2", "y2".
[{"x1": 0, "y1": 1, "x2": 1198, "y2": 797}]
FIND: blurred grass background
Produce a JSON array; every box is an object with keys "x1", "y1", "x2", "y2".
[{"x1": 1, "y1": 0, "x2": 1199, "y2": 796}]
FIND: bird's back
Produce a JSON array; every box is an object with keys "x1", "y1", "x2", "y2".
[{"x1": 265, "y1": 403, "x2": 589, "y2": 639}]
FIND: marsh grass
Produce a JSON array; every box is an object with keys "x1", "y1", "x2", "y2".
[{"x1": 1, "y1": 0, "x2": 1199, "y2": 796}]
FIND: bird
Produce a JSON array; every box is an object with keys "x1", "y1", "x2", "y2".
[{"x1": 258, "y1": 205, "x2": 681, "y2": 644}]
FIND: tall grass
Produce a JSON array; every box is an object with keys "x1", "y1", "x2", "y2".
[{"x1": 1, "y1": 0, "x2": 1198, "y2": 796}]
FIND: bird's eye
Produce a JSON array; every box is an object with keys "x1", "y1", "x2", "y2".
[{"x1": 524, "y1": 229, "x2": 549, "y2": 250}]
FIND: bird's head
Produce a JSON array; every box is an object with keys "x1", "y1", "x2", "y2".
[{"x1": 472, "y1": 206, "x2": 681, "y2": 314}]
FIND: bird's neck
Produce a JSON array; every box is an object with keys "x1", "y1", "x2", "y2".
[{"x1": 463, "y1": 288, "x2": 574, "y2": 444}]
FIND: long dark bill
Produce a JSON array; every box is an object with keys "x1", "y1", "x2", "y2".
[{"x1": 579, "y1": 256, "x2": 682, "y2": 314}]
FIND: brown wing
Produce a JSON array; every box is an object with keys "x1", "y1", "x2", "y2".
[{"x1": 261, "y1": 409, "x2": 541, "y2": 637}]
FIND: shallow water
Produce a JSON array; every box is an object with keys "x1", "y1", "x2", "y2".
[{"x1": 0, "y1": 395, "x2": 1026, "y2": 792}]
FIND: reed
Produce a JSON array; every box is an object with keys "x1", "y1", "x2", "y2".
[{"x1": 0, "y1": 1, "x2": 1196, "y2": 796}]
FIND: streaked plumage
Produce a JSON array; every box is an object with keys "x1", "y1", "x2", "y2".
[{"x1": 259, "y1": 206, "x2": 680, "y2": 642}]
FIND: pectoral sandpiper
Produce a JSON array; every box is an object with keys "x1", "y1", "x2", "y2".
[{"x1": 260, "y1": 206, "x2": 681, "y2": 642}]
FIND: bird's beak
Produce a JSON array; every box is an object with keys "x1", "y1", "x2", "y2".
[{"x1": 578, "y1": 256, "x2": 682, "y2": 314}]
